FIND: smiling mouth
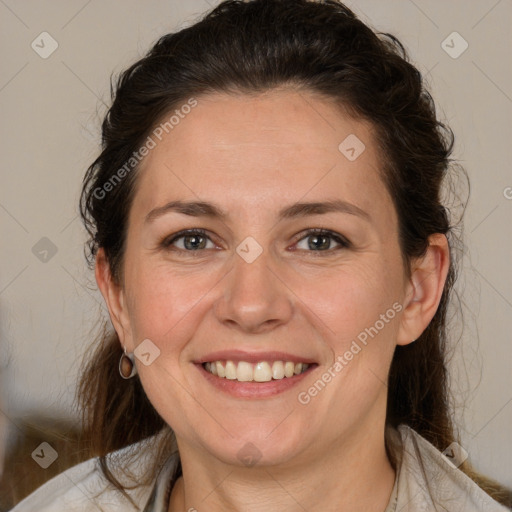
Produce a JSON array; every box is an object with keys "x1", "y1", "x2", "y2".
[{"x1": 203, "y1": 360, "x2": 312, "y2": 382}]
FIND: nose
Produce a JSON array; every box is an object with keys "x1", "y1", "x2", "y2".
[{"x1": 213, "y1": 247, "x2": 294, "y2": 334}]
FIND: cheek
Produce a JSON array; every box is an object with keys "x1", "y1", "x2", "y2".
[
  {"x1": 296, "y1": 262, "x2": 400, "y2": 345},
  {"x1": 301, "y1": 266, "x2": 401, "y2": 390},
  {"x1": 125, "y1": 259, "x2": 220, "y2": 349}
]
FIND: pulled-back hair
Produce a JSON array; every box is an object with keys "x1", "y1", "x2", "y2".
[{"x1": 78, "y1": 0, "x2": 510, "y2": 507}]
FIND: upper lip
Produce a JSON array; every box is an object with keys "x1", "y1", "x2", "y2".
[{"x1": 195, "y1": 350, "x2": 317, "y2": 365}]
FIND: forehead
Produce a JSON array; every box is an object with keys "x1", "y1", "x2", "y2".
[{"x1": 131, "y1": 89, "x2": 393, "y2": 224}]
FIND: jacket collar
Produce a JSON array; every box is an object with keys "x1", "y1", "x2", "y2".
[{"x1": 142, "y1": 451, "x2": 181, "y2": 511}]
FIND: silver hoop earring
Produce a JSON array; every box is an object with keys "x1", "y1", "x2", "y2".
[{"x1": 119, "y1": 347, "x2": 137, "y2": 379}]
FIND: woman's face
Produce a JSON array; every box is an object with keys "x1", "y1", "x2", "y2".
[{"x1": 109, "y1": 89, "x2": 413, "y2": 468}]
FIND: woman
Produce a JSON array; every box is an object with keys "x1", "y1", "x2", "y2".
[{"x1": 11, "y1": 0, "x2": 511, "y2": 510}]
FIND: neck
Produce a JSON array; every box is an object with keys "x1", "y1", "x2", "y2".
[{"x1": 168, "y1": 419, "x2": 396, "y2": 512}]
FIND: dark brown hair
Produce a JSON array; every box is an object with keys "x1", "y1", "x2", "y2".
[{"x1": 78, "y1": 0, "x2": 511, "y2": 507}]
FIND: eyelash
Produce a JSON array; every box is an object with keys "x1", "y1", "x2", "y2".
[{"x1": 160, "y1": 228, "x2": 351, "y2": 256}]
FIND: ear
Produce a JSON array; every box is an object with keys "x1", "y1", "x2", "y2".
[
  {"x1": 95, "y1": 247, "x2": 134, "y2": 351},
  {"x1": 397, "y1": 233, "x2": 450, "y2": 346}
]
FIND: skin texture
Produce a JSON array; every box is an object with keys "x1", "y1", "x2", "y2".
[{"x1": 96, "y1": 89, "x2": 450, "y2": 511}]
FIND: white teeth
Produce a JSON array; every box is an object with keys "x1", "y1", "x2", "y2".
[
  {"x1": 236, "y1": 361, "x2": 253, "y2": 382},
  {"x1": 225, "y1": 360, "x2": 237, "y2": 380},
  {"x1": 203, "y1": 360, "x2": 311, "y2": 382},
  {"x1": 254, "y1": 362, "x2": 272, "y2": 382},
  {"x1": 284, "y1": 361, "x2": 295, "y2": 378},
  {"x1": 272, "y1": 361, "x2": 285, "y2": 379},
  {"x1": 216, "y1": 361, "x2": 226, "y2": 378}
]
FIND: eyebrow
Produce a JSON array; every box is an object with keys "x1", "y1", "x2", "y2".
[{"x1": 144, "y1": 198, "x2": 371, "y2": 224}]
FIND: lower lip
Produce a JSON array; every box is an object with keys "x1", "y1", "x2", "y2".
[{"x1": 195, "y1": 363, "x2": 317, "y2": 399}]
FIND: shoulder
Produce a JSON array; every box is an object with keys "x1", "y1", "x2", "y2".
[
  {"x1": 393, "y1": 424, "x2": 509, "y2": 512},
  {"x1": 10, "y1": 433, "x2": 166, "y2": 512}
]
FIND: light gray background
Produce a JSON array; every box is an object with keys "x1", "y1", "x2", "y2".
[{"x1": 1, "y1": 0, "x2": 511, "y2": 486}]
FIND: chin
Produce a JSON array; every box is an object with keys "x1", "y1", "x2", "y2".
[{"x1": 202, "y1": 423, "x2": 308, "y2": 468}]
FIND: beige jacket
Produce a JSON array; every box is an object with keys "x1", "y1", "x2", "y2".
[{"x1": 11, "y1": 425, "x2": 509, "y2": 511}]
